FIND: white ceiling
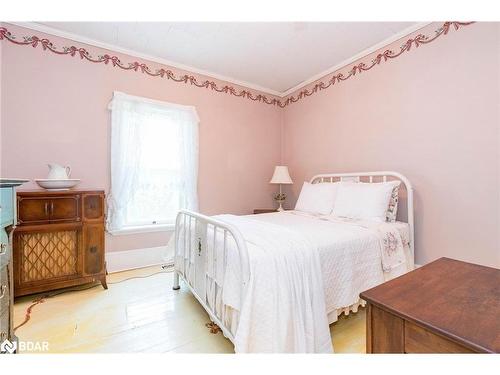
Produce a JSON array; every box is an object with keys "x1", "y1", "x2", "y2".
[{"x1": 34, "y1": 22, "x2": 421, "y2": 95}]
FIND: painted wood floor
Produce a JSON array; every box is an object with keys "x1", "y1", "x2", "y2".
[{"x1": 13, "y1": 266, "x2": 366, "y2": 353}]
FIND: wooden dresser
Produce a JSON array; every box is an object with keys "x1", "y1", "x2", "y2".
[
  {"x1": 13, "y1": 190, "x2": 107, "y2": 297},
  {"x1": 360, "y1": 257, "x2": 500, "y2": 353},
  {"x1": 1, "y1": 179, "x2": 27, "y2": 349}
]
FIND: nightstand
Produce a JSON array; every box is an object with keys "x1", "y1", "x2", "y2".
[
  {"x1": 253, "y1": 209, "x2": 277, "y2": 214},
  {"x1": 253, "y1": 208, "x2": 290, "y2": 214}
]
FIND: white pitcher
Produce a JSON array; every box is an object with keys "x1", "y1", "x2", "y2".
[{"x1": 47, "y1": 163, "x2": 71, "y2": 180}]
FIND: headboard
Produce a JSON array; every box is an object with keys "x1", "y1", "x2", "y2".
[{"x1": 310, "y1": 171, "x2": 414, "y2": 261}]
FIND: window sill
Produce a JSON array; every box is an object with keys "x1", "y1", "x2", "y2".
[{"x1": 108, "y1": 224, "x2": 175, "y2": 236}]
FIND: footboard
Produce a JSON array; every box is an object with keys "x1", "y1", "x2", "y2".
[{"x1": 172, "y1": 209, "x2": 250, "y2": 342}]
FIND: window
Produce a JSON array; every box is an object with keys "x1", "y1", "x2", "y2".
[{"x1": 107, "y1": 92, "x2": 199, "y2": 234}]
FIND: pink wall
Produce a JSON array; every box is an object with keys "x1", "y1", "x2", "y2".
[
  {"x1": 2, "y1": 22, "x2": 499, "y2": 268},
  {"x1": 0, "y1": 23, "x2": 282, "y2": 252},
  {"x1": 283, "y1": 22, "x2": 500, "y2": 268}
]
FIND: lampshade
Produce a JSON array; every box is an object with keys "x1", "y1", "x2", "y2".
[{"x1": 269, "y1": 166, "x2": 293, "y2": 184}]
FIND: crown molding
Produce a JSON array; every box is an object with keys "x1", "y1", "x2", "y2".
[
  {"x1": 281, "y1": 22, "x2": 433, "y2": 97},
  {"x1": 7, "y1": 21, "x2": 284, "y2": 98},
  {"x1": 0, "y1": 21, "x2": 474, "y2": 107},
  {"x1": 5, "y1": 21, "x2": 443, "y2": 100}
]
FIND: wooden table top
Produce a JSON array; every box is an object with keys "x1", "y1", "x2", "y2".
[
  {"x1": 0, "y1": 178, "x2": 29, "y2": 187},
  {"x1": 17, "y1": 189, "x2": 105, "y2": 195},
  {"x1": 360, "y1": 257, "x2": 500, "y2": 353}
]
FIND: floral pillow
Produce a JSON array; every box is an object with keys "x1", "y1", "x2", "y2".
[{"x1": 386, "y1": 184, "x2": 400, "y2": 222}]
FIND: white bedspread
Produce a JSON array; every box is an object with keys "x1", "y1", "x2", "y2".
[
  {"x1": 239, "y1": 212, "x2": 413, "y2": 322},
  {"x1": 216, "y1": 215, "x2": 333, "y2": 353},
  {"x1": 172, "y1": 210, "x2": 413, "y2": 353}
]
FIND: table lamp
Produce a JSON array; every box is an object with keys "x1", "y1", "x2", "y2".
[{"x1": 269, "y1": 166, "x2": 293, "y2": 211}]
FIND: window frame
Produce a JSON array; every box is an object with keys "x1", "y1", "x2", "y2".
[
  {"x1": 106, "y1": 91, "x2": 199, "y2": 236},
  {"x1": 108, "y1": 223, "x2": 175, "y2": 236}
]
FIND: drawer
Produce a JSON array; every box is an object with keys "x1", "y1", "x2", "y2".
[
  {"x1": 83, "y1": 194, "x2": 104, "y2": 221},
  {"x1": 0, "y1": 308, "x2": 9, "y2": 343},
  {"x1": 17, "y1": 197, "x2": 51, "y2": 224},
  {"x1": 50, "y1": 196, "x2": 80, "y2": 223},
  {"x1": 0, "y1": 266, "x2": 9, "y2": 316},
  {"x1": 18, "y1": 195, "x2": 81, "y2": 224},
  {"x1": 405, "y1": 321, "x2": 474, "y2": 353},
  {"x1": 0, "y1": 228, "x2": 10, "y2": 269},
  {"x1": 0, "y1": 187, "x2": 14, "y2": 227}
]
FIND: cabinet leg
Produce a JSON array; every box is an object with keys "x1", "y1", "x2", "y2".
[{"x1": 100, "y1": 275, "x2": 108, "y2": 290}]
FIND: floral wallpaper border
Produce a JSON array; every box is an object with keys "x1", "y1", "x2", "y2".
[
  {"x1": 0, "y1": 22, "x2": 474, "y2": 108},
  {"x1": 280, "y1": 21, "x2": 474, "y2": 107}
]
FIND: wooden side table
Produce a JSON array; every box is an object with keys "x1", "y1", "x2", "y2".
[
  {"x1": 253, "y1": 208, "x2": 291, "y2": 214},
  {"x1": 360, "y1": 257, "x2": 499, "y2": 353},
  {"x1": 253, "y1": 209, "x2": 278, "y2": 214}
]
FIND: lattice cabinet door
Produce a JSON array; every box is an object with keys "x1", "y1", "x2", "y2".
[{"x1": 14, "y1": 224, "x2": 83, "y2": 294}]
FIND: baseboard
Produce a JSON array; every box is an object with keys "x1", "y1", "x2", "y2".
[{"x1": 105, "y1": 246, "x2": 167, "y2": 273}]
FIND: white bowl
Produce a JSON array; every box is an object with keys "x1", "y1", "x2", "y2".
[{"x1": 35, "y1": 179, "x2": 81, "y2": 190}]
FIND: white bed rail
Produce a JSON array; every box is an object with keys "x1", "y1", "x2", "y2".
[
  {"x1": 172, "y1": 209, "x2": 250, "y2": 341},
  {"x1": 310, "y1": 171, "x2": 414, "y2": 261}
]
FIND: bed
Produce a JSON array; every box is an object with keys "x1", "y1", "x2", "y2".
[{"x1": 172, "y1": 171, "x2": 414, "y2": 353}]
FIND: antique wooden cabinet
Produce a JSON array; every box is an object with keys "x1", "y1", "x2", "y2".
[{"x1": 13, "y1": 190, "x2": 107, "y2": 297}]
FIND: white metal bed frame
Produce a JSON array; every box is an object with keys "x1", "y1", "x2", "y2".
[{"x1": 172, "y1": 171, "x2": 414, "y2": 344}]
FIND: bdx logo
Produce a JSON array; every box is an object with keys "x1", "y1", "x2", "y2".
[{"x1": 0, "y1": 339, "x2": 17, "y2": 354}]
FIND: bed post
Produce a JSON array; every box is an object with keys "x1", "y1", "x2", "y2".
[
  {"x1": 172, "y1": 211, "x2": 182, "y2": 291},
  {"x1": 173, "y1": 271, "x2": 180, "y2": 290}
]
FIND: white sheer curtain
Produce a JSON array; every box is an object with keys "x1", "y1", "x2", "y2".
[{"x1": 107, "y1": 91, "x2": 199, "y2": 233}]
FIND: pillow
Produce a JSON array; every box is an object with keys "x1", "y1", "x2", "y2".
[
  {"x1": 386, "y1": 184, "x2": 400, "y2": 222},
  {"x1": 294, "y1": 182, "x2": 339, "y2": 215},
  {"x1": 332, "y1": 181, "x2": 400, "y2": 222}
]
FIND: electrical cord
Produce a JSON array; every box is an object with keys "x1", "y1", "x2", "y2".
[{"x1": 13, "y1": 264, "x2": 174, "y2": 333}]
